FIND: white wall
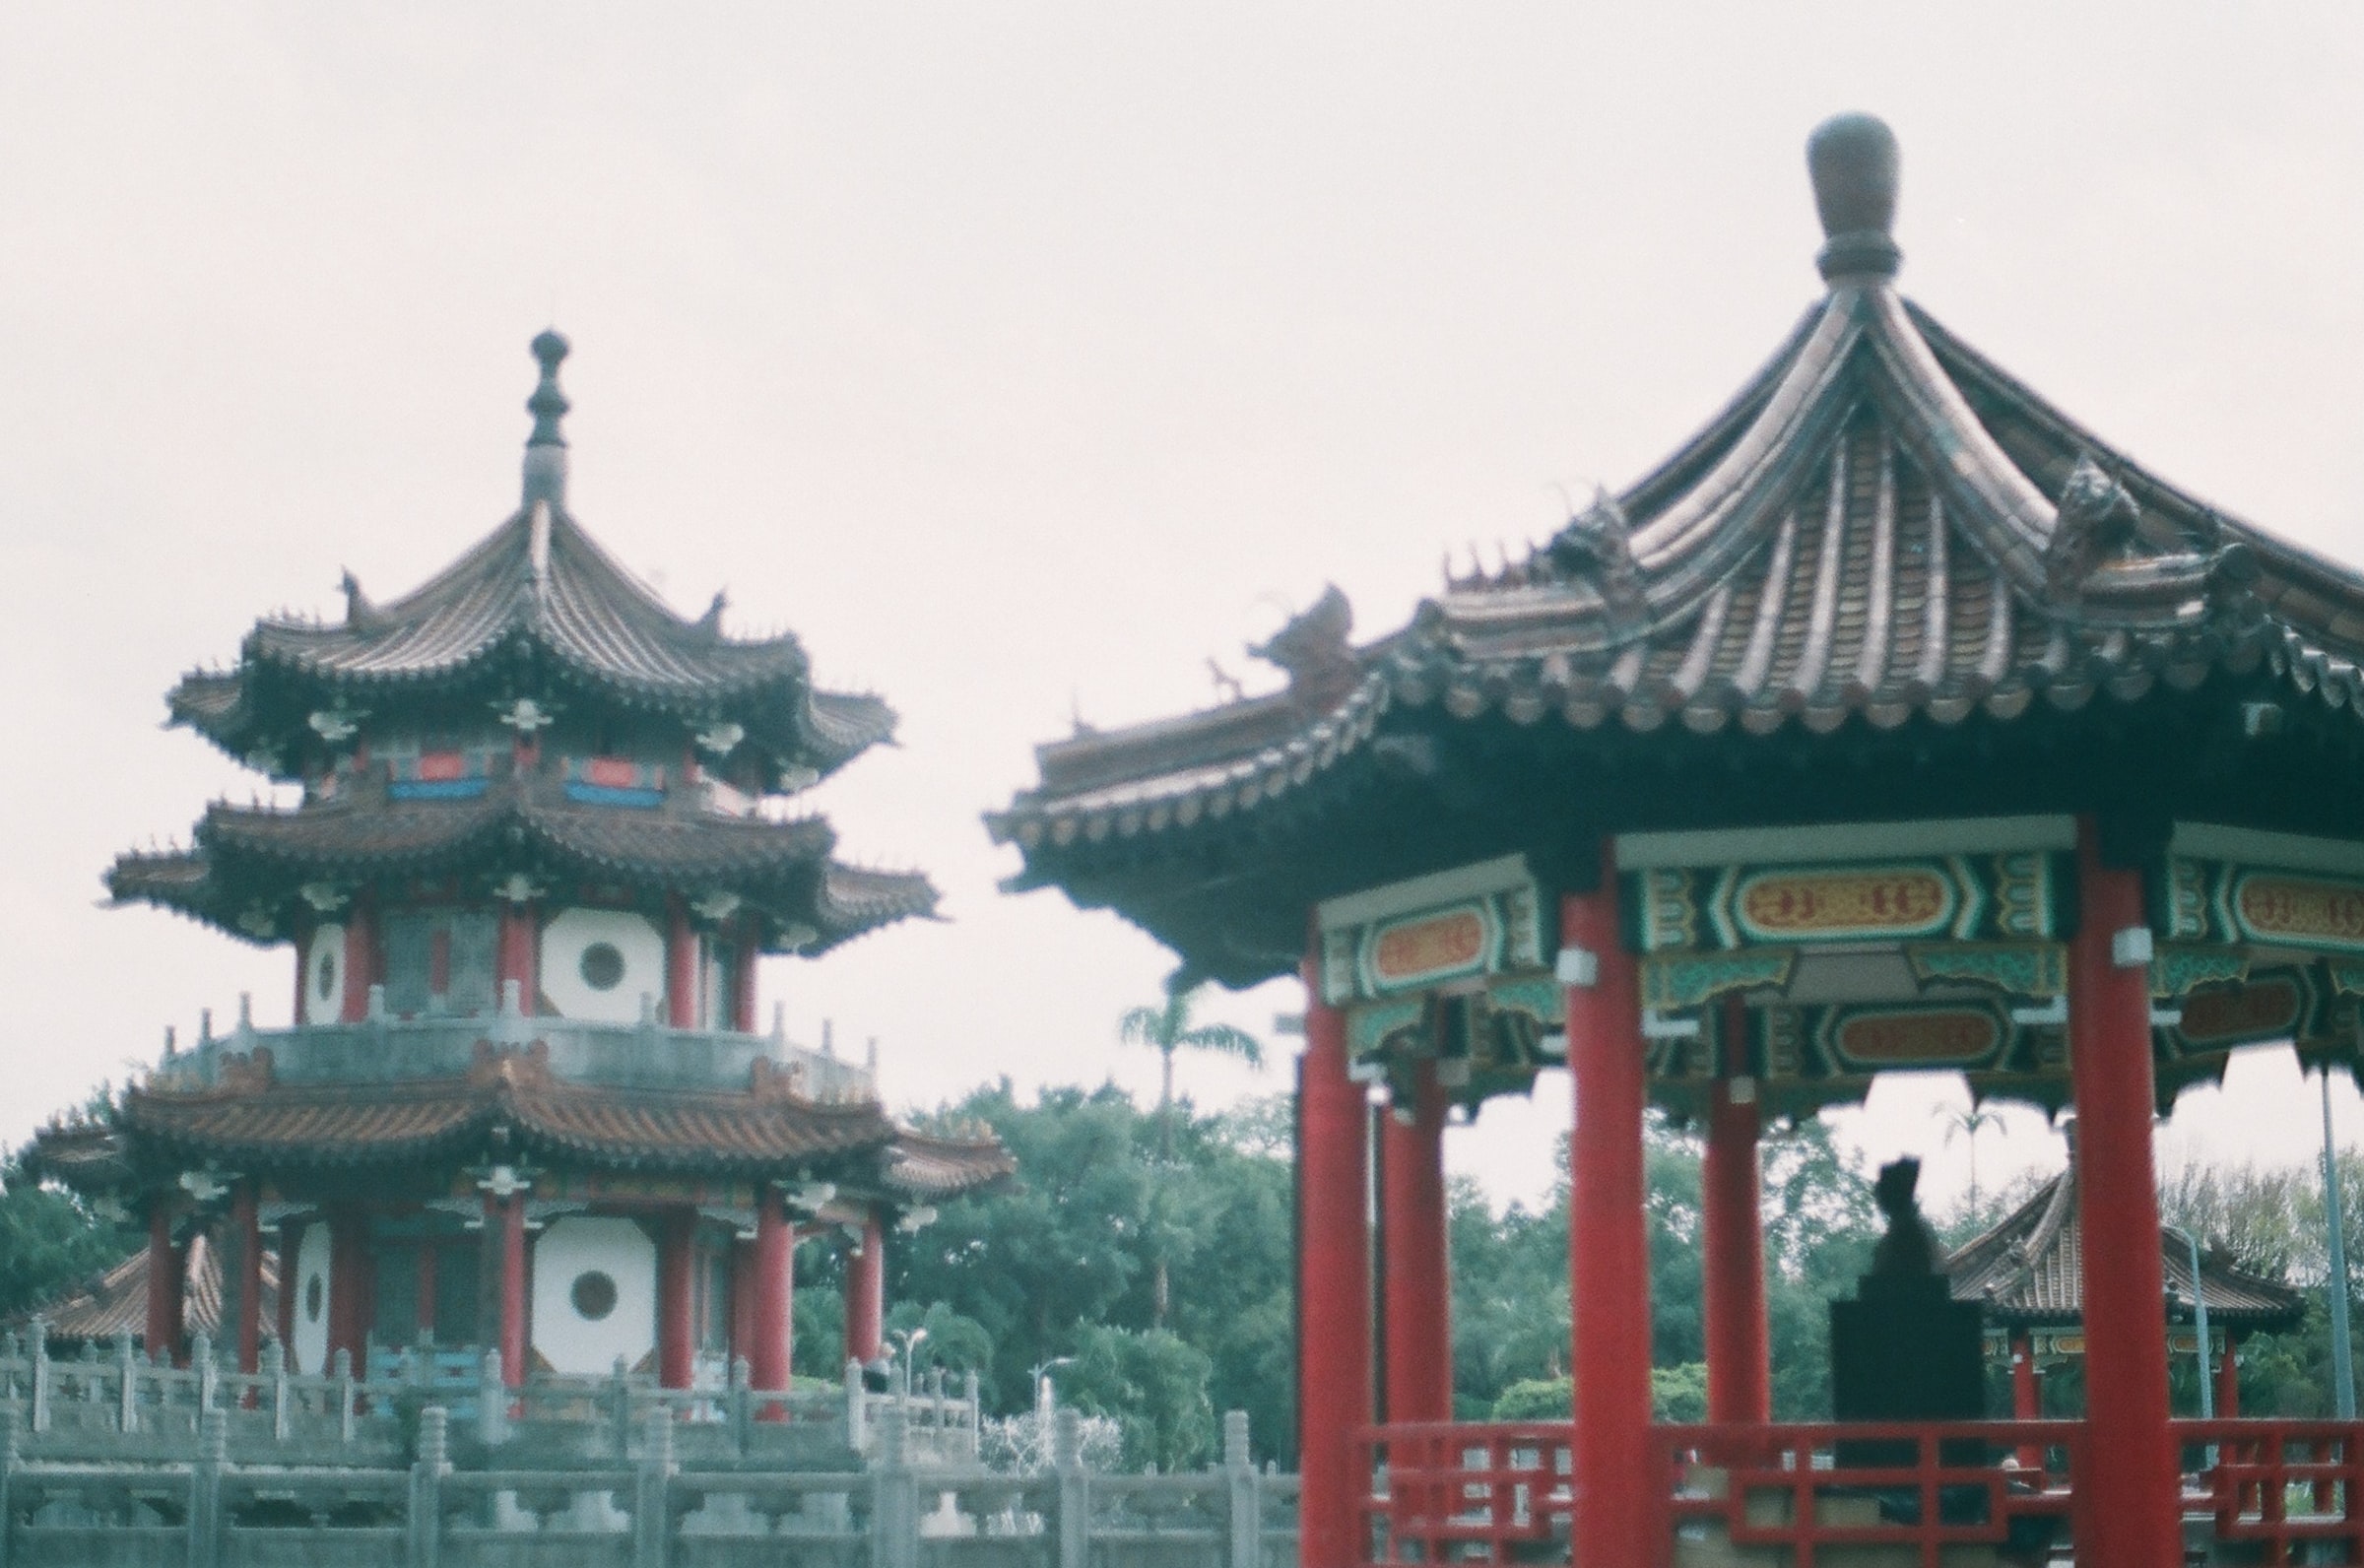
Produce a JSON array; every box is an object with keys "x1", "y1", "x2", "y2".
[
  {"x1": 539, "y1": 908, "x2": 666, "y2": 1023},
  {"x1": 530, "y1": 1214, "x2": 658, "y2": 1376},
  {"x1": 291, "y1": 1222, "x2": 331, "y2": 1373}
]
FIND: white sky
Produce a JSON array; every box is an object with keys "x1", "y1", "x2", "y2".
[{"x1": 4, "y1": 6, "x2": 2363, "y2": 1214}]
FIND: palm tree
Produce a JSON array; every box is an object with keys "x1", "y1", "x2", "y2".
[
  {"x1": 1117, "y1": 984, "x2": 1263, "y2": 1326},
  {"x1": 1117, "y1": 984, "x2": 1265, "y2": 1161},
  {"x1": 1937, "y1": 1103, "x2": 2008, "y2": 1226}
]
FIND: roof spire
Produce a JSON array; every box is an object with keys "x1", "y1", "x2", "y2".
[
  {"x1": 1806, "y1": 112, "x2": 1901, "y2": 285},
  {"x1": 522, "y1": 329, "x2": 570, "y2": 508}
]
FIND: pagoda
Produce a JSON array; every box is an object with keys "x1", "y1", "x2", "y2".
[
  {"x1": 994, "y1": 115, "x2": 2364, "y2": 1563},
  {"x1": 33, "y1": 332, "x2": 1010, "y2": 1405}
]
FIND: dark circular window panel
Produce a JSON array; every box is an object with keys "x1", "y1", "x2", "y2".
[
  {"x1": 578, "y1": 942, "x2": 625, "y2": 992},
  {"x1": 304, "y1": 1274, "x2": 325, "y2": 1324},
  {"x1": 315, "y1": 948, "x2": 337, "y2": 1003},
  {"x1": 570, "y1": 1270, "x2": 619, "y2": 1321}
]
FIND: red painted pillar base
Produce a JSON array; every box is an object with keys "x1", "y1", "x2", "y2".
[
  {"x1": 666, "y1": 896, "x2": 697, "y2": 1029},
  {"x1": 658, "y1": 1209, "x2": 697, "y2": 1390},
  {"x1": 1298, "y1": 953, "x2": 1372, "y2": 1568},
  {"x1": 232, "y1": 1184, "x2": 263, "y2": 1374},
  {"x1": 497, "y1": 903, "x2": 539, "y2": 1013},
  {"x1": 732, "y1": 934, "x2": 759, "y2": 1034},
  {"x1": 844, "y1": 1216, "x2": 885, "y2": 1368},
  {"x1": 1701, "y1": 1057, "x2": 1768, "y2": 1426},
  {"x1": 2068, "y1": 819, "x2": 2181, "y2": 1563},
  {"x1": 144, "y1": 1206, "x2": 183, "y2": 1364},
  {"x1": 1565, "y1": 859, "x2": 1659, "y2": 1567},
  {"x1": 2218, "y1": 1331, "x2": 2242, "y2": 1418},
  {"x1": 1381, "y1": 1062, "x2": 1453, "y2": 1425},
  {"x1": 751, "y1": 1192, "x2": 793, "y2": 1400}
]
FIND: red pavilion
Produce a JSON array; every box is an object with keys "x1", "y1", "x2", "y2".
[{"x1": 993, "y1": 116, "x2": 2364, "y2": 1563}]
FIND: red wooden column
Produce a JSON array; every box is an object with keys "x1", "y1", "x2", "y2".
[
  {"x1": 665, "y1": 895, "x2": 698, "y2": 1029},
  {"x1": 340, "y1": 898, "x2": 377, "y2": 1022},
  {"x1": 491, "y1": 1190, "x2": 528, "y2": 1388},
  {"x1": 1701, "y1": 1061, "x2": 1769, "y2": 1425},
  {"x1": 659, "y1": 1209, "x2": 697, "y2": 1390},
  {"x1": 2068, "y1": 819, "x2": 2180, "y2": 1562},
  {"x1": 144, "y1": 1204, "x2": 183, "y2": 1363},
  {"x1": 1381, "y1": 1061, "x2": 1453, "y2": 1423},
  {"x1": 231, "y1": 1183, "x2": 264, "y2": 1374},
  {"x1": 2010, "y1": 1332, "x2": 2043, "y2": 1468},
  {"x1": 844, "y1": 1216, "x2": 886, "y2": 1367},
  {"x1": 497, "y1": 901, "x2": 538, "y2": 1013},
  {"x1": 729, "y1": 1237, "x2": 757, "y2": 1369},
  {"x1": 1297, "y1": 952, "x2": 1371, "y2": 1568},
  {"x1": 1564, "y1": 860, "x2": 1658, "y2": 1567},
  {"x1": 327, "y1": 1207, "x2": 372, "y2": 1377},
  {"x1": 276, "y1": 1220, "x2": 300, "y2": 1355},
  {"x1": 749, "y1": 1189, "x2": 794, "y2": 1398},
  {"x1": 2217, "y1": 1331, "x2": 2242, "y2": 1417},
  {"x1": 732, "y1": 931, "x2": 760, "y2": 1034}
]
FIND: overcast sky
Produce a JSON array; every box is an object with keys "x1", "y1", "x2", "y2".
[{"x1": 4, "y1": 5, "x2": 2362, "y2": 1213}]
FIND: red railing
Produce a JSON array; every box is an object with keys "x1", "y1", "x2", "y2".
[
  {"x1": 1361, "y1": 1417, "x2": 2364, "y2": 1565},
  {"x1": 2175, "y1": 1418, "x2": 2364, "y2": 1563}
]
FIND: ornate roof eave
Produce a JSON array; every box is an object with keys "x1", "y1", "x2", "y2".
[{"x1": 164, "y1": 500, "x2": 897, "y2": 783}]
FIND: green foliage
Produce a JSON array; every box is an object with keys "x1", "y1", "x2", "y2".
[
  {"x1": 1651, "y1": 1362, "x2": 1709, "y2": 1422},
  {"x1": 1062, "y1": 1324, "x2": 1216, "y2": 1470},
  {"x1": 1489, "y1": 1377, "x2": 1570, "y2": 1420},
  {"x1": 0, "y1": 1147, "x2": 133, "y2": 1324}
]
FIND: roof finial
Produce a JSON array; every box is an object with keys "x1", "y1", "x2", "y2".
[
  {"x1": 1806, "y1": 112, "x2": 1901, "y2": 285},
  {"x1": 522, "y1": 329, "x2": 570, "y2": 507}
]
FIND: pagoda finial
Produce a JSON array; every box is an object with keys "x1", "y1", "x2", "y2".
[
  {"x1": 522, "y1": 329, "x2": 571, "y2": 507},
  {"x1": 1806, "y1": 112, "x2": 1901, "y2": 285}
]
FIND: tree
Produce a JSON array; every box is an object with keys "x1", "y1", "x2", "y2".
[
  {"x1": 1936, "y1": 1102, "x2": 2008, "y2": 1228},
  {"x1": 1116, "y1": 986, "x2": 1262, "y2": 1326}
]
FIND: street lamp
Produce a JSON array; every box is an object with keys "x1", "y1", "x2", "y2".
[
  {"x1": 890, "y1": 1327, "x2": 929, "y2": 1399},
  {"x1": 2325, "y1": 1070, "x2": 2357, "y2": 1420},
  {"x1": 2161, "y1": 1222, "x2": 2213, "y2": 1421},
  {"x1": 1031, "y1": 1355, "x2": 1077, "y2": 1417}
]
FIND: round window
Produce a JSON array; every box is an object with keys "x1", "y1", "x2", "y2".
[
  {"x1": 304, "y1": 1274, "x2": 325, "y2": 1324},
  {"x1": 314, "y1": 948, "x2": 337, "y2": 1003},
  {"x1": 578, "y1": 942, "x2": 625, "y2": 992},
  {"x1": 570, "y1": 1270, "x2": 619, "y2": 1321}
]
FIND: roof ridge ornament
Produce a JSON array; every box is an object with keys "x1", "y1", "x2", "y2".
[
  {"x1": 1544, "y1": 488, "x2": 1648, "y2": 637},
  {"x1": 1806, "y1": 112, "x2": 1902, "y2": 286},
  {"x1": 2045, "y1": 454, "x2": 2143, "y2": 601},
  {"x1": 521, "y1": 328, "x2": 570, "y2": 508}
]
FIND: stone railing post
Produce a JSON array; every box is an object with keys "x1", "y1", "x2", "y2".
[
  {"x1": 333, "y1": 1348, "x2": 357, "y2": 1443},
  {"x1": 192, "y1": 1331, "x2": 218, "y2": 1413},
  {"x1": 963, "y1": 1371, "x2": 981, "y2": 1463},
  {"x1": 410, "y1": 1405, "x2": 449, "y2": 1568},
  {"x1": 633, "y1": 1405, "x2": 675, "y2": 1568},
  {"x1": 1055, "y1": 1407, "x2": 1088, "y2": 1568},
  {"x1": 262, "y1": 1339, "x2": 290, "y2": 1441},
  {"x1": 0, "y1": 1407, "x2": 18, "y2": 1568},
  {"x1": 1223, "y1": 1410, "x2": 1259, "y2": 1568},
  {"x1": 728, "y1": 1354, "x2": 752, "y2": 1455},
  {"x1": 188, "y1": 1407, "x2": 228, "y2": 1568},
  {"x1": 869, "y1": 1406, "x2": 916, "y2": 1568},
  {"x1": 26, "y1": 1323, "x2": 47, "y2": 1436},
  {"x1": 610, "y1": 1356, "x2": 634, "y2": 1459},
  {"x1": 116, "y1": 1332, "x2": 140, "y2": 1435},
  {"x1": 477, "y1": 1349, "x2": 507, "y2": 1448},
  {"x1": 845, "y1": 1357, "x2": 867, "y2": 1454}
]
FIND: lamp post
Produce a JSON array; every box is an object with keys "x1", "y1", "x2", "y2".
[
  {"x1": 890, "y1": 1327, "x2": 929, "y2": 1400},
  {"x1": 1031, "y1": 1355, "x2": 1076, "y2": 1419},
  {"x1": 2161, "y1": 1223, "x2": 2213, "y2": 1422},
  {"x1": 2325, "y1": 1071, "x2": 2356, "y2": 1420}
]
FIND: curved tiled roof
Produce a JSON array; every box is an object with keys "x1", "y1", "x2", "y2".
[
  {"x1": 170, "y1": 501, "x2": 896, "y2": 783},
  {"x1": 8, "y1": 1233, "x2": 278, "y2": 1348},
  {"x1": 989, "y1": 149, "x2": 2364, "y2": 862},
  {"x1": 1944, "y1": 1164, "x2": 2303, "y2": 1331},
  {"x1": 105, "y1": 779, "x2": 936, "y2": 952}
]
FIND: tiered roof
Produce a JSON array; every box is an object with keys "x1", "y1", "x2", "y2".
[
  {"x1": 1945, "y1": 1163, "x2": 2302, "y2": 1332},
  {"x1": 989, "y1": 115, "x2": 2364, "y2": 989},
  {"x1": 7, "y1": 1234, "x2": 278, "y2": 1349}
]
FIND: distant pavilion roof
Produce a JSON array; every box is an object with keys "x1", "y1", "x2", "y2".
[
  {"x1": 7, "y1": 1233, "x2": 276, "y2": 1349},
  {"x1": 171, "y1": 499, "x2": 896, "y2": 785},
  {"x1": 1945, "y1": 1164, "x2": 2303, "y2": 1332},
  {"x1": 989, "y1": 115, "x2": 2364, "y2": 989}
]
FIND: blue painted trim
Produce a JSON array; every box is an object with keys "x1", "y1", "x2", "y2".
[
  {"x1": 563, "y1": 783, "x2": 665, "y2": 809},
  {"x1": 389, "y1": 779, "x2": 492, "y2": 801}
]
